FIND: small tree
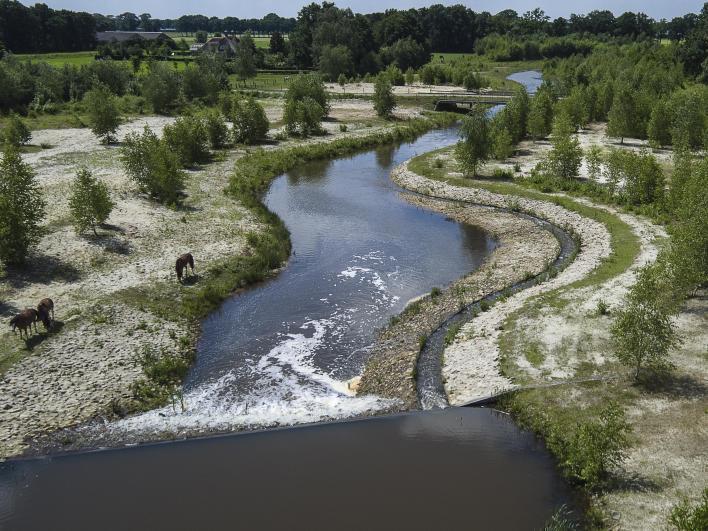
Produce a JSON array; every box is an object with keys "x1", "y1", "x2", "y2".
[
  {"x1": 195, "y1": 31, "x2": 208, "y2": 44},
  {"x1": 269, "y1": 31, "x2": 286, "y2": 55},
  {"x1": 585, "y1": 145, "x2": 603, "y2": 181},
  {"x1": 611, "y1": 262, "x2": 680, "y2": 380},
  {"x1": 318, "y1": 44, "x2": 354, "y2": 81},
  {"x1": 69, "y1": 167, "x2": 114, "y2": 235},
  {"x1": 546, "y1": 113, "x2": 582, "y2": 178},
  {"x1": 284, "y1": 74, "x2": 329, "y2": 136},
  {"x1": 231, "y1": 97, "x2": 269, "y2": 144},
  {"x1": 142, "y1": 62, "x2": 181, "y2": 114},
  {"x1": 84, "y1": 85, "x2": 121, "y2": 144},
  {"x1": 647, "y1": 98, "x2": 672, "y2": 149},
  {"x1": 454, "y1": 106, "x2": 491, "y2": 177},
  {"x1": 528, "y1": 90, "x2": 553, "y2": 141},
  {"x1": 234, "y1": 33, "x2": 257, "y2": 86},
  {"x1": 2, "y1": 113, "x2": 31, "y2": 147},
  {"x1": 490, "y1": 119, "x2": 514, "y2": 160},
  {"x1": 373, "y1": 74, "x2": 396, "y2": 119},
  {"x1": 405, "y1": 67, "x2": 415, "y2": 85},
  {"x1": 607, "y1": 85, "x2": 635, "y2": 145},
  {"x1": 0, "y1": 148, "x2": 46, "y2": 264},
  {"x1": 337, "y1": 73, "x2": 347, "y2": 90}
]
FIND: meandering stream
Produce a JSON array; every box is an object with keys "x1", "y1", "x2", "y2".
[{"x1": 0, "y1": 71, "x2": 579, "y2": 529}]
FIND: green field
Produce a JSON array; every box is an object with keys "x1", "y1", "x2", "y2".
[{"x1": 15, "y1": 51, "x2": 96, "y2": 67}]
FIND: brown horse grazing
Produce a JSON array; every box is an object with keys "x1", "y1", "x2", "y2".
[
  {"x1": 175, "y1": 253, "x2": 195, "y2": 283},
  {"x1": 37, "y1": 298, "x2": 54, "y2": 328},
  {"x1": 10, "y1": 309, "x2": 39, "y2": 340}
]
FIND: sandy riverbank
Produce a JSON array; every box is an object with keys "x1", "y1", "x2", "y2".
[{"x1": 0, "y1": 102, "x2": 428, "y2": 459}]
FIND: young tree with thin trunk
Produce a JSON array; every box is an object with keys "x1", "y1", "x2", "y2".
[
  {"x1": 455, "y1": 106, "x2": 491, "y2": 177},
  {"x1": 69, "y1": 167, "x2": 114, "y2": 235},
  {"x1": 84, "y1": 84, "x2": 121, "y2": 144},
  {"x1": 234, "y1": 33, "x2": 257, "y2": 86},
  {"x1": 0, "y1": 148, "x2": 46, "y2": 264},
  {"x1": 607, "y1": 85, "x2": 635, "y2": 145},
  {"x1": 373, "y1": 73, "x2": 396, "y2": 118}
]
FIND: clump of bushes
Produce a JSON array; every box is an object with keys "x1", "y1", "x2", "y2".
[
  {"x1": 121, "y1": 126, "x2": 186, "y2": 204},
  {"x1": 163, "y1": 116, "x2": 210, "y2": 167},
  {"x1": 84, "y1": 84, "x2": 121, "y2": 144},
  {"x1": 231, "y1": 96, "x2": 270, "y2": 144},
  {"x1": 283, "y1": 74, "x2": 330, "y2": 136}
]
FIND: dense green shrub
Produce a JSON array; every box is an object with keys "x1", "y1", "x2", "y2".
[
  {"x1": 1, "y1": 113, "x2": 31, "y2": 147},
  {"x1": 162, "y1": 116, "x2": 210, "y2": 167},
  {"x1": 69, "y1": 167, "x2": 114, "y2": 235},
  {"x1": 141, "y1": 62, "x2": 181, "y2": 114},
  {"x1": 284, "y1": 97, "x2": 325, "y2": 137},
  {"x1": 231, "y1": 97, "x2": 269, "y2": 144},
  {"x1": 121, "y1": 126, "x2": 186, "y2": 204},
  {"x1": 202, "y1": 109, "x2": 230, "y2": 149},
  {"x1": 668, "y1": 488, "x2": 708, "y2": 531}
]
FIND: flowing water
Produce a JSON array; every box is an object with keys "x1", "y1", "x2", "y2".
[
  {"x1": 0, "y1": 72, "x2": 580, "y2": 529},
  {"x1": 106, "y1": 129, "x2": 495, "y2": 438}
]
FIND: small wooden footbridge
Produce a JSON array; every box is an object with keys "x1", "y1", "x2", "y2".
[{"x1": 433, "y1": 90, "x2": 515, "y2": 112}]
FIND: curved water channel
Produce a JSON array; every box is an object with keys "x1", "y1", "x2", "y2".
[{"x1": 0, "y1": 71, "x2": 579, "y2": 529}]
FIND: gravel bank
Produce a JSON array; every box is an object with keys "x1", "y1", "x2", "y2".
[
  {"x1": 368, "y1": 161, "x2": 612, "y2": 406},
  {"x1": 358, "y1": 165, "x2": 562, "y2": 407}
]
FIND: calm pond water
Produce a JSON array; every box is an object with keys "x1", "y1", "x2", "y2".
[
  {"x1": 0, "y1": 408, "x2": 576, "y2": 531},
  {"x1": 0, "y1": 71, "x2": 578, "y2": 529}
]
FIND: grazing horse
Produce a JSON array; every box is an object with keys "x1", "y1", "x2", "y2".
[
  {"x1": 175, "y1": 253, "x2": 195, "y2": 283},
  {"x1": 37, "y1": 298, "x2": 54, "y2": 328},
  {"x1": 10, "y1": 309, "x2": 39, "y2": 340}
]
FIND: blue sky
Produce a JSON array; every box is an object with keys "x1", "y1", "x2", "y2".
[{"x1": 41, "y1": 1, "x2": 704, "y2": 20}]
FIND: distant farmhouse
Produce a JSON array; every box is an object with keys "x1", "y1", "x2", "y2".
[
  {"x1": 96, "y1": 31, "x2": 174, "y2": 45},
  {"x1": 192, "y1": 35, "x2": 240, "y2": 56}
]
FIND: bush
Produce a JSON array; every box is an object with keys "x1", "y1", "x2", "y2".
[
  {"x1": 231, "y1": 97, "x2": 269, "y2": 144},
  {"x1": 373, "y1": 74, "x2": 396, "y2": 118},
  {"x1": 69, "y1": 167, "x2": 114, "y2": 235},
  {"x1": 121, "y1": 126, "x2": 186, "y2": 204},
  {"x1": 84, "y1": 84, "x2": 121, "y2": 144},
  {"x1": 668, "y1": 488, "x2": 708, "y2": 531},
  {"x1": 455, "y1": 106, "x2": 491, "y2": 176},
  {"x1": 1, "y1": 113, "x2": 31, "y2": 147},
  {"x1": 562, "y1": 402, "x2": 631, "y2": 489},
  {"x1": 201, "y1": 109, "x2": 230, "y2": 149},
  {"x1": 0, "y1": 148, "x2": 46, "y2": 264},
  {"x1": 285, "y1": 74, "x2": 330, "y2": 117},
  {"x1": 162, "y1": 116, "x2": 210, "y2": 167},
  {"x1": 284, "y1": 97, "x2": 325, "y2": 137}
]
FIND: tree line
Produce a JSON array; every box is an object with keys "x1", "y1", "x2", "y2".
[{"x1": 1, "y1": 0, "x2": 705, "y2": 60}]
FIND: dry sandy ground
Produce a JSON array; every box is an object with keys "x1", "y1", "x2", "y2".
[
  {"x1": 325, "y1": 82, "x2": 487, "y2": 96},
  {"x1": 0, "y1": 102, "x2": 411, "y2": 458}
]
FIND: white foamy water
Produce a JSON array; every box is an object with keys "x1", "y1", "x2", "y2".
[{"x1": 108, "y1": 253, "x2": 403, "y2": 437}]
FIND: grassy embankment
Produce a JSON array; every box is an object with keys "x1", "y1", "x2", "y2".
[
  {"x1": 117, "y1": 112, "x2": 458, "y2": 409},
  {"x1": 408, "y1": 146, "x2": 647, "y2": 524},
  {"x1": 425, "y1": 54, "x2": 544, "y2": 90}
]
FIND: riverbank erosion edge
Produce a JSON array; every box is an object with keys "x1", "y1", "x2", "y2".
[
  {"x1": 359, "y1": 161, "x2": 612, "y2": 407},
  {"x1": 0, "y1": 112, "x2": 459, "y2": 459}
]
